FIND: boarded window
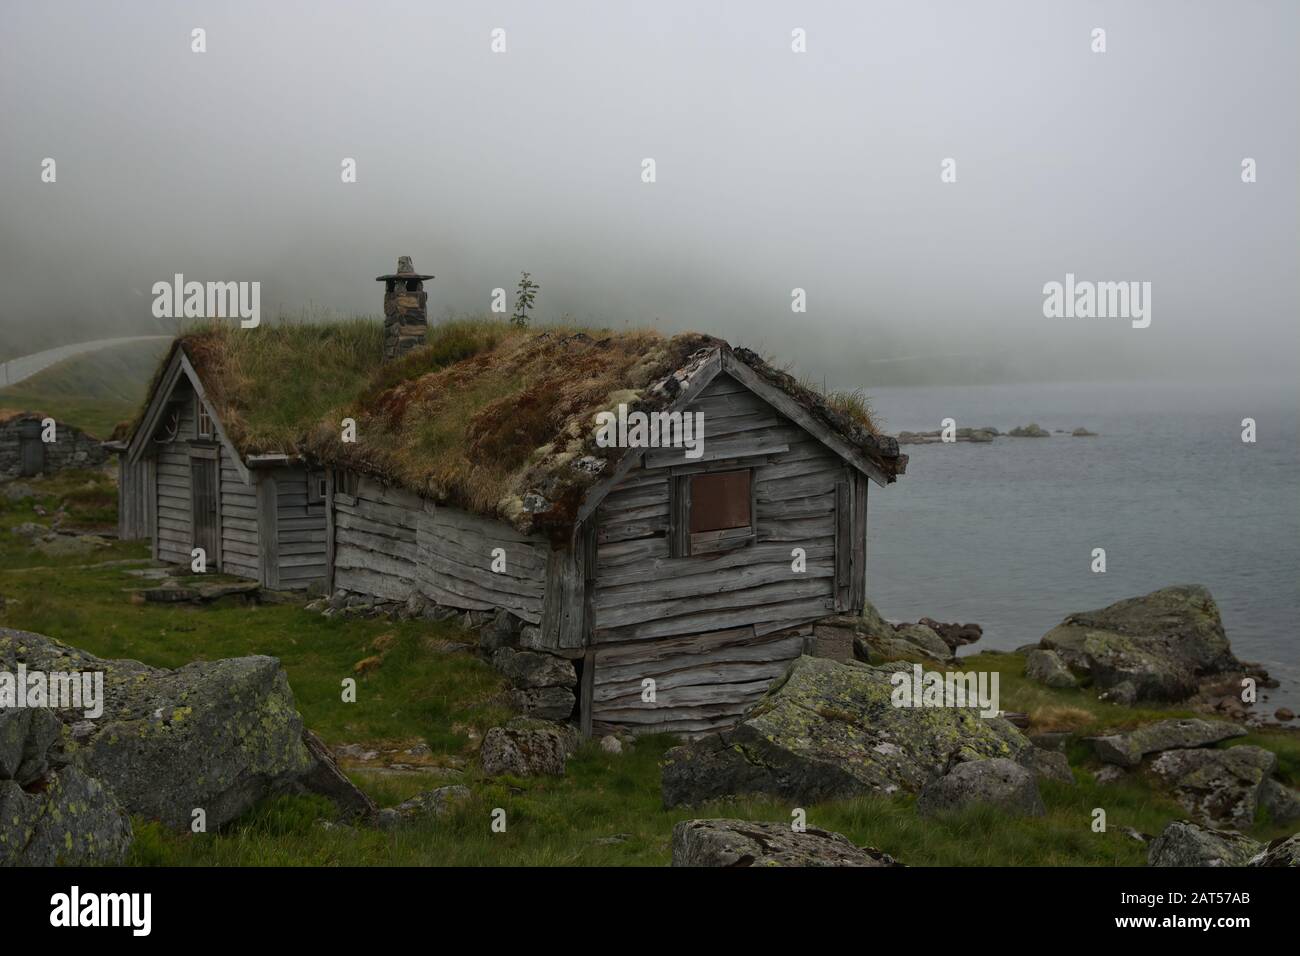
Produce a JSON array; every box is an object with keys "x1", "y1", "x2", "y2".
[
  {"x1": 689, "y1": 470, "x2": 751, "y2": 532},
  {"x1": 670, "y1": 468, "x2": 756, "y2": 556}
]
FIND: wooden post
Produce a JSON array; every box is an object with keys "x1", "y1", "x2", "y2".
[
  {"x1": 256, "y1": 472, "x2": 280, "y2": 589},
  {"x1": 834, "y1": 476, "x2": 851, "y2": 611}
]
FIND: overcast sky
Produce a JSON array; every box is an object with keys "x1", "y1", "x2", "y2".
[{"x1": 1, "y1": 0, "x2": 1296, "y2": 386}]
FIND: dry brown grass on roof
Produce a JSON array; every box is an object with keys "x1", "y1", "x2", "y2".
[
  {"x1": 310, "y1": 325, "x2": 720, "y2": 525},
  {"x1": 0, "y1": 408, "x2": 37, "y2": 425}
]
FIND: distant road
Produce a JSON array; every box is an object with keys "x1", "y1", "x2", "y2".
[{"x1": 0, "y1": 335, "x2": 173, "y2": 388}]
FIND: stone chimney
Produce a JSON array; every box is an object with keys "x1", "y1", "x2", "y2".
[{"x1": 375, "y1": 255, "x2": 434, "y2": 361}]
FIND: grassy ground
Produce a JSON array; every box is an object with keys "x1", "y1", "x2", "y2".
[{"x1": 2, "y1": 472, "x2": 1295, "y2": 866}]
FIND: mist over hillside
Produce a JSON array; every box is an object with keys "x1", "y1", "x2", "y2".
[{"x1": 1, "y1": 1, "x2": 1296, "y2": 388}]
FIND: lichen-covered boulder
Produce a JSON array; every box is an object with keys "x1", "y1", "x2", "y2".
[
  {"x1": 1248, "y1": 833, "x2": 1300, "y2": 867},
  {"x1": 0, "y1": 707, "x2": 62, "y2": 784},
  {"x1": 1259, "y1": 779, "x2": 1300, "y2": 826},
  {"x1": 1037, "y1": 585, "x2": 1240, "y2": 702},
  {"x1": 853, "y1": 631, "x2": 948, "y2": 665},
  {"x1": 1148, "y1": 745, "x2": 1276, "y2": 829},
  {"x1": 671, "y1": 819, "x2": 902, "y2": 867},
  {"x1": 1090, "y1": 719, "x2": 1246, "y2": 768},
  {"x1": 1024, "y1": 648, "x2": 1077, "y2": 689},
  {"x1": 492, "y1": 647, "x2": 576, "y2": 689},
  {"x1": 480, "y1": 727, "x2": 566, "y2": 777},
  {"x1": 1147, "y1": 821, "x2": 1263, "y2": 867},
  {"x1": 916, "y1": 758, "x2": 1046, "y2": 818},
  {"x1": 1019, "y1": 746, "x2": 1074, "y2": 784},
  {"x1": 0, "y1": 767, "x2": 132, "y2": 866},
  {"x1": 661, "y1": 656, "x2": 1032, "y2": 808},
  {"x1": 376, "y1": 785, "x2": 471, "y2": 829},
  {"x1": 0, "y1": 627, "x2": 365, "y2": 831}
]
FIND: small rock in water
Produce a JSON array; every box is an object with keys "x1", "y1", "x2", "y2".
[{"x1": 1008, "y1": 423, "x2": 1050, "y2": 437}]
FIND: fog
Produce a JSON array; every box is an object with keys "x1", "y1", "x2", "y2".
[{"x1": 1, "y1": 0, "x2": 1296, "y2": 387}]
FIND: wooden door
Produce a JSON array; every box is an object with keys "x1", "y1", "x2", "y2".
[
  {"x1": 18, "y1": 420, "x2": 44, "y2": 477},
  {"x1": 190, "y1": 457, "x2": 220, "y2": 567}
]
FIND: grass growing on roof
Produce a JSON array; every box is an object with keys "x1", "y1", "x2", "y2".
[
  {"x1": 179, "y1": 317, "x2": 385, "y2": 454},
  {"x1": 123, "y1": 315, "x2": 898, "y2": 535},
  {"x1": 309, "y1": 323, "x2": 720, "y2": 523}
]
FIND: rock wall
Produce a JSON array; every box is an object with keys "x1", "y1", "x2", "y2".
[{"x1": 0, "y1": 414, "x2": 108, "y2": 480}]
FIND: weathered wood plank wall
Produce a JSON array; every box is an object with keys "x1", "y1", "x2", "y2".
[
  {"x1": 219, "y1": 445, "x2": 260, "y2": 580},
  {"x1": 589, "y1": 371, "x2": 854, "y2": 735},
  {"x1": 117, "y1": 455, "x2": 155, "y2": 541},
  {"x1": 333, "y1": 475, "x2": 549, "y2": 617},
  {"x1": 273, "y1": 466, "x2": 329, "y2": 589},
  {"x1": 154, "y1": 385, "x2": 195, "y2": 564}
]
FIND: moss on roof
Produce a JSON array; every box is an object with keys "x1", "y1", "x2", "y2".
[{"x1": 143, "y1": 318, "x2": 903, "y2": 537}]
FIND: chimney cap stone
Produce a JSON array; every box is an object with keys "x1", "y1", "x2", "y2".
[{"x1": 375, "y1": 255, "x2": 434, "y2": 281}]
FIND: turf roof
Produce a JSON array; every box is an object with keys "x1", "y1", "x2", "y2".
[{"x1": 139, "y1": 319, "x2": 904, "y2": 536}]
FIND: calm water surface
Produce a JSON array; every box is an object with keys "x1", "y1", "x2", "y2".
[{"x1": 861, "y1": 381, "x2": 1300, "y2": 712}]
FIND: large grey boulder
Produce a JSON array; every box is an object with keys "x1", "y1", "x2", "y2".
[
  {"x1": 0, "y1": 767, "x2": 132, "y2": 866},
  {"x1": 1248, "y1": 833, "x2": 1300, "y2": 867},
  {"x1": 1148, "y1": 745, "x2": 1276, "y2": 829},
  {"x1": 671, "y1": 819, "x2": 902, "y2": 867},
  {"x1": 1090, "y1": 719, "x2": 1246, "y2": 768},
  {"x1": 1019, "y1": 746, "x2": 1075, "y2": 784},
  {"x1": 1147, "y1": 821, "x2": 1263, "y2": 867},
  {"x1": 508, "y1": 686, "x2": 576, "y2": 721},
  {"x1": 504, "y1": 716, "x2": 581, "y2": 756},
  {"x1": 892, "y1": 624, "x2": 952, "y2": 661},
  {"x1": 917, "y1": 618, "x2": 983, "y2": 653},
  {"x1": 1, "y1": 701, "x2": 133, "y2": 866},
  {"x1": 661, "y1": 656, "x2": 1032, "y2": 808},
  {"x1": 492, "y1": 647, "x2": 576, "y2": 689},
  {"x1": 835, "y1": 604, "x2": 952, "y2": 665},
  {"x1": 480, "y1": 726, "x2": 566, "y2": 777},
  {"x1": 916, "y1": 758, "x2": 1046, "y2": 818},
  {"x1": 1024, "y1": 648, "x2": 1078, "y2": 689},
  {"x1": 1037, "y1": 585, "x2": 1241, "y2": 702},
  {"x1": 0, "y1": 627, "x2": 370, "y2": 830},
  {"x1": 0, "y1": 707, "x2": 62, "y2": 784},
  {"x1": 376, "y1": 785, "x2": 471, "y2": 829},
  {"x1": 1259, "y1": 779, "x2": 1300, "y2": 825}
]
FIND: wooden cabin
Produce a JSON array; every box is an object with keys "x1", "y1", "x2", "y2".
[{"x1": 117, "y1": 257, "x2": 907, "y2": 736}]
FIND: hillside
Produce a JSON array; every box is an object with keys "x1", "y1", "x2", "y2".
[{"x1": 0, "y1": 337, "x2": 170, "y2": 437}]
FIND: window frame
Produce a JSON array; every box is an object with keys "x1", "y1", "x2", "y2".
[
  {"x1": 195, "y1": 396, "x2": 214, "y2": 440},
  {"x1": 306, "y1": 470, "x2": 328, "y2": 504},
  {"x1": 669, "y1": 465, "x2": 757, "y2": 557}
]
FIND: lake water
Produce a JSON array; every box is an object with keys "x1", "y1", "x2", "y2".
[{"x1": 861, "y1": 381, "x2": 1300, "y2": 714}]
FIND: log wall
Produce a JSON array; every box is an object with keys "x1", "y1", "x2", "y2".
[
  {"x1": 589, "y1": 371, "x2": 857, "y2": 735},
  {"x1": 332, "y1": 475, "x2": 549, "y2": 618},
  {"x1": 273, "y1": 466, "x2": 329, "y2": 589},
  {"x1": 219, "y1": 445, "x2": 260, "y2": 580}
]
